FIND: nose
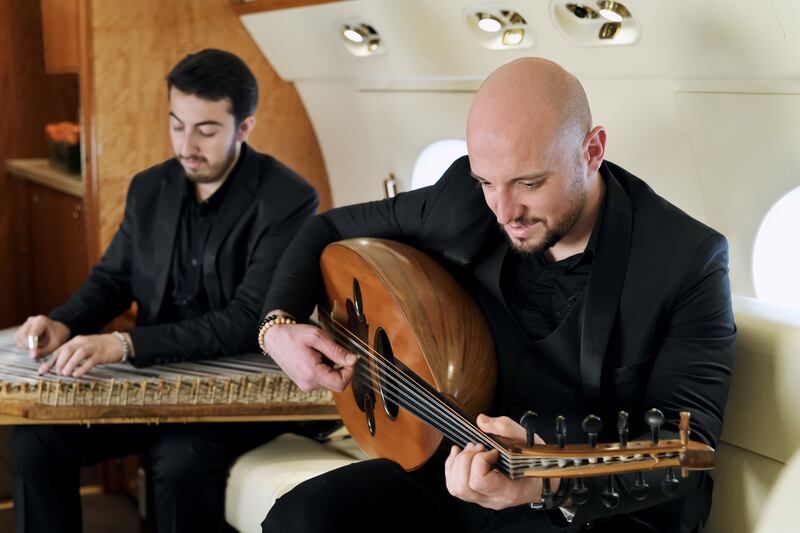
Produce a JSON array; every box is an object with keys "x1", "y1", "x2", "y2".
[
  {"x1": 493, "y1": 188, "x2": 522, "y2": 225},
  {"x1": 178, "y1": 131, "x2": 197, "y2": 158}
]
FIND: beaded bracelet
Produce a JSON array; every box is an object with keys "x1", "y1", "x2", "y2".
[
  {"x1": 111, "y1": 330, "x2": 132, "y2": 363},
  {"x1": 257, "y1": 314, "x2": 296, "y2": 355}
]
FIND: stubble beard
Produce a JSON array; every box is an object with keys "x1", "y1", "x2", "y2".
[
  {"x1": 506, "y1": 173, "x2": 587, "y2": 256},
  {"x1": 181, "y1": 139, "x2": 238, "y2": 185}
]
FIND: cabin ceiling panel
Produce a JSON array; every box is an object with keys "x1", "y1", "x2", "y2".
[
  {"x1": 582, "y1": 79, "x2": 707, "y2": 223},
  {"x1": 295, "y1": 80, "x2": 474, "y2": 206},
  {"x1": 296, "y1": 77, "x2": 708, "y2": 228},
  {"x1": 241, "y1": 0, "x2": 800, "y2": 84},
  {"x1": 671, "y1": 0, "x2": 785, "y2": 44},
  {"x1": 676, "y1": 92, "x2": 800, "y2": 298}
]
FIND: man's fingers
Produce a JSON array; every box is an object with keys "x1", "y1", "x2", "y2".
[
  {"x1": 308, "y1": 331, "x2": 358, "y2": 367},
  {"x1": 444, "y1": 445, "x2": 459, "y2": 473},
  {"x1": 469, "y1": 449, "x2": 500, "y2": 490},
  {"x1": 53, "y1": 344, "x2": 78, "y2": 375},
  {"x1": 476, "y1": 414, "x2": 526, "y2": 441},
  {"x1": 16, "y1": 316, "x2": 48, "y2": 353},
  {"x1": 38, "y1": 356, "x2": 56, "y2": 375},
  {"x1": 61, "y1": 348, "x2": 90, "y2": 377},
  {"x1": 314, "y1": 360, "x2": 355, "y2": 392},
  {"x1": 71, "y1": 357, "x2": 96, "y2": 378},
  {"x1": 27, "y1": 316, "x2": 49, "y2": 338}
]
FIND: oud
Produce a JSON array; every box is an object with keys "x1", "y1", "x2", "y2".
[{"x1": 319, "y1": 238, "x2": 714, "y2": 509}]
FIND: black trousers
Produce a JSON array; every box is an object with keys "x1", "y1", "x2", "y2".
[
  {"x1": 11, "y1": 422, "x2": 293, "y2": 533},
  {"x1": 261, "y1": 458, "x2": 573, "y2": 533},
  {"x1": 261, "y1": 458, "x2": 670, "y2": 533}
]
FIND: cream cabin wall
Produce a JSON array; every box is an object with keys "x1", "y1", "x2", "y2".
[{"x1": 241, "y1": 0, "x2": 800, "y2": 297}]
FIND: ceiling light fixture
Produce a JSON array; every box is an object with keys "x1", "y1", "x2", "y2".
[
  {"x1": 598, "y1": 22, "x2": 620, "y2": 39},
  {"x1": 597, "y1": 1, "x2": 629, "y2": 23},
  {"x1": 342, "y1": 28, "x2": 364, "y2": 43},
  {"x1": 566, "y1": 3, "x2": 598, "y2": 19},
  {"x1": 552, "y1": 0, "x2": 639, "y2": 46},
  {"x1": 465, "y1": 6, "x2": 534, "y2": 50},
  {"x1": 502, "y1": 29, "x2": 525, "y2": 46},
  {"x1": 339, "y1": 22, "x2": 383, "y2": 57},
  {"x1": 477, "y1": 14, "x2": 502, "y2": 33}
]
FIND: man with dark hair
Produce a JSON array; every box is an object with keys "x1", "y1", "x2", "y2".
[
  {"x1": 12, "y1": 48, "x2": 319, "y2": 533},
  {"x1": 259, "y1": 57, "x2": 735, "y2": 532}
]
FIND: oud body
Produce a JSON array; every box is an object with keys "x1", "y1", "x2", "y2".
[{"x1": 320, "y1": 238, "x2": 496, "y2": 470}]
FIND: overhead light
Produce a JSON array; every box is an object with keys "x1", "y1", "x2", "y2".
[
  {"x1": 339, "y1": 22, "x2": 383, "y2": 57},
  {"x1": 552, "y1": 0, "x2": 639, "y2": 46},
  {"x1": 502, "y1": 29, "x2": 525, "y2": 46},
  {"x1": 598, "y1": 22, "x2": 620, "y2": 39},
  {"x1": 477, "y1": 14, "x2": 502, "y2": 33},
  {"x1": 465, "y1": 7, "x2": 534, "y2": 50},
  {"x1": 566, "y1": 3, "x2": 598, "y2": 19},
  {"x1": 342, "y1": 28, "x2": 364, "y2": 43},
  {"x1": 597, "y1": 1, "x2": 629, "y2": 23}
]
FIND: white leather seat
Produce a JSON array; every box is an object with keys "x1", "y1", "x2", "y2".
[
  {"x1": 225, "y1": 432, "x2": 366, "y2": 533},
  {"x1": 754, "y1": 448, "x2": 800, "y2": 533},
  {"x1": 705, "y1": 296, "x2": 800, "y2": 532}
]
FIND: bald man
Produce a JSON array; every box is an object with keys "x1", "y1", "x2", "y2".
[{"x1": 258, "y1": 58, "x2": 735, "y2": 532}]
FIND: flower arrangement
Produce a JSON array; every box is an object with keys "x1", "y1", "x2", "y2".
[{"x1": 45, "y1": 121, "x2": 81, "y2": 174}]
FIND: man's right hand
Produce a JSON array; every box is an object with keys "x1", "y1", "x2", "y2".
[
  {"x1": 263, "y1": 321, "x2": 358, "y2": 392},
  {"x1": 14, "y1": 315, "x2": 71, "y2": 360}
]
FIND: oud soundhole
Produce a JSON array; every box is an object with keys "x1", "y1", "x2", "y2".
[
  {"x1": 347, "y1": 279, "x2": 375, "y2": 419},
  {"x1": 352, "y1": 278, "x2": 363, "y2": 318},
  {"x1": 374, "y1": 328, "x2": 400, "y2": 421},
  {"x1": 364, "y1": 393, "x2": 376, "y2": 436}
]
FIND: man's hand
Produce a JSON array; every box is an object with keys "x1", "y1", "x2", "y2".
[
  {"x1": 38, "y1": 333, "x2": 125, "y2": 377},
  {"x1": 15, "y1": 315, "x2": 70, "y2": 360},
  {"x1": 263, "y1": 319, "x2": 357, "y2": 392},
  {"x1": 444, "y1": 414, "x2": 558, "y2": 510}
]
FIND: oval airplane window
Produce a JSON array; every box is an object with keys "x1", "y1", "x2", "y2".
[
  {"x1": 410, "y1": 139, "x2": 468, "y2": 190},
  {"x1": 752, "y1": 186, "x2": 800, "y2": 307}
]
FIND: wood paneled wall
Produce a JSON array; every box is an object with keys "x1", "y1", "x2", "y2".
[
  {"x1": 88, "y1": 0, "x2": 332, "y2": 255},
  {"x1": 0, "y1": 1, "x2": 79, "y2": 328}
]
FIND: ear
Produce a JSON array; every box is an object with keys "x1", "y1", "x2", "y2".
[
  {"x1": 583, "y1": 126, "x2": 606, "y2": 175},
  {"x1": 236, "y1": 116, "x2": 256, "y2": 143}
]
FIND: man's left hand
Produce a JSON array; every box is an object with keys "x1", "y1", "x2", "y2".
[
  {"x1": 39, "y1": 334, "x2": 125, "y2": 377},
  {"x1": 444, "y1": 414, "x2": 557, "y2": 510}
]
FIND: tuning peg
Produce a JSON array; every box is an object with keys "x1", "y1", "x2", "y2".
[
  {"x1": 631, "y1": 471, "x2": 649, "y2": 501},
  {"x1": 582, "y1": 414, "x2": 602, "y2": 448},
  {"x1": 645, "y1": 408, "x2": 665, "y2": 445},
  {"x1": 601, "y1": 476, "x2": 620, "y2": 509},
  {"x1": 542, "y1": 479, "x2": 553, "y2": 509},
  {"x1": 617, "y1": 411, "x2": 629, "y2": 447},
  {"x1": 556, "y1": 416, "x2": 567, "y2": 449},
  {"x1": 519, "y1": 411, "x2": 538, "y2": 448},
  {"x1": 661, "y1": 467, "x2": 680, "y2": 496},
  {"x1": 572, "y1": 478, "x2": 590, "y2": 506}
]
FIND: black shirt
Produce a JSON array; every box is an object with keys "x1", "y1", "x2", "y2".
[
  {"x1": 501, "y1": 196, "x2": 606, "y2": 341},
  {"x1": 160, "y1": 146, "x2": 246, "y2": 323}
]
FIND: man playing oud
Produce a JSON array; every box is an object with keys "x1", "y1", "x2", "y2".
[{"x1": 258, "y1": 57, "x2": 735, "y2": 532}]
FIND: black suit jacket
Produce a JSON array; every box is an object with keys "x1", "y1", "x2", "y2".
[
  {"x1": 263, "y1": 157, "x2": 735, "y2": 532},
  {"x1": 51, "y1": 143, "x2": 318, "y2": 367}
]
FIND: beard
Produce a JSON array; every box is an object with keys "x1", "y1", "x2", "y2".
[
  {"x1": 504, "y1": 168, "x2": 587, "y2": 256},
  {"x1": 180, "y1": 140, "x2": 238, "y2": 185}
]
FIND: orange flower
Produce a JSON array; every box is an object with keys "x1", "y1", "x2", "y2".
[{"x1": 45, "y1": 122, "x2": 80, "y2": 145}]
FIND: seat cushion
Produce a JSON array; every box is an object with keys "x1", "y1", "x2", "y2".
[{"x1": 225, "y1": 433, "x2": 363, "y2": 533}]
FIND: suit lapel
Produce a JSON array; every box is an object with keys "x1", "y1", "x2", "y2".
[
  {"x1": 471, "y1": 231, "x2": 511, "y2": 312},
  {"x1": 203, "y1": 145, "x2": 259, "y2": 308},
  {"x1": 145, "y1": 166, "x2": 183, "y2": 323},
  {"x1": 580, "y1": 165, "x2": 632, "y2": 404}
]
